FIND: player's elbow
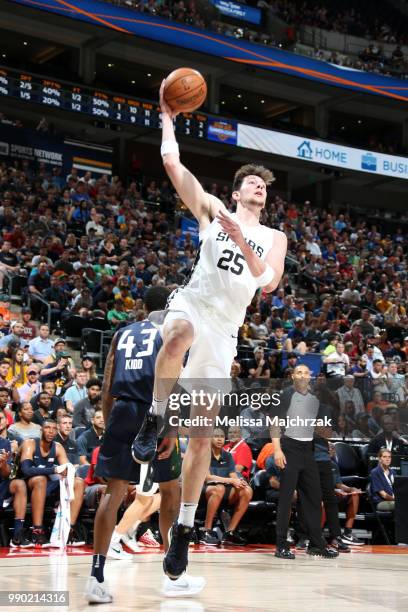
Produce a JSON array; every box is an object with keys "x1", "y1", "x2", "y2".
[{"x1": 163, "y1": 155, "x2": 180, "y2": 176}]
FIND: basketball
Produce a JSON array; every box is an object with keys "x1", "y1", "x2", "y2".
[{"x1": 163, "y1": 67, "x2": 207, "y2": 113}]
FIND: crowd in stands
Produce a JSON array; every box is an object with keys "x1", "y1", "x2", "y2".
[
  {"x1": 0, "y1": 154, "x2": 406, "y2": 548},
  {"x1": 102, "y1": 0, "x2": 408, "y2": 78}
]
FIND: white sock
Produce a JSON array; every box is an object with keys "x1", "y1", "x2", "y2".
[
  {"x1": 178, "y1": 503, "x2": 198, "y2": 528},
  {"x1": 128, "y1": 520, "x2": 141, "y2": 538},
  {"x1": 149, "y1": 396, "x2": 168, "y2": 417}
]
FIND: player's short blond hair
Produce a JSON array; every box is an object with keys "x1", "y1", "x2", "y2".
[{"x1": 232, "y1": 164, "x2": 275, "y2": 191}]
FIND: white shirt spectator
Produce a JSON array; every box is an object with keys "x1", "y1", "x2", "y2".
[
  {"x1": 86, "y1": 220, "x2": 104, "y2": 237},
  {"x1": 324, "y1": 351, "x2": 350, "y2": 377},
  {"x1": 28, "y1": 336, "x2": 54, "y2": 360},
  {"x1": 17, "y1": 380, "x2": 42, "y2": 403},
  {"x1": 336, "y1": 382, "x2": 365, "y2": 414}
]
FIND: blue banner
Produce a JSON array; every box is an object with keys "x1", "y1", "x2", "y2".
[
  {"x1": 210, "y1": 0, "x2": 261, "y2": 25},
  {"x1": 9, "y1": 0, "x2": 408, "y2": 102},
  {"x1": 207, "y1": 118, "x2": 237, "y2": 145},
  {"x1": 180, "y1": 216, "x2": 200, "y2": 247}
]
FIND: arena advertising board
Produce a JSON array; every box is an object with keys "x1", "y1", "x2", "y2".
[
  {"x1": 9, "y1": 0, "x2": 408, "y2": 102},
  {"x1": 0, "y1": 124, "x2": 113, "y2": 174},
  {"x1": 210, "y1": 0, "x2": 262, "y2": 25},
  {"x1": 237, "y1": 123, "x2": 408, "y2": 180},
  {"x1": 207, "y1": 118, "x2": 238, "y2": 145}
]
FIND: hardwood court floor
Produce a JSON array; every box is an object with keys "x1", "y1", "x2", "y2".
[{"x1": 0, "y1": 545, "x2": 407, "y2": 612}]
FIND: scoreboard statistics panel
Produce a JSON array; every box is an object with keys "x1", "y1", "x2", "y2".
[{"x1": 0, "y1": 67, "x2": 208, "y2": 139}]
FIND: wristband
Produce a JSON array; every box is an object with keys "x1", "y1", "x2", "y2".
[
  {"x1": 161, "y1": 140, "x2": 179, "y2": 157},
  {"x1": 255, "y1": 264, "x2": 275, "y2": 287}
]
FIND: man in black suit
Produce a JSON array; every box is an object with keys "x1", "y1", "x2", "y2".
[{"x1": 368, "y1": 414, "x2": 408, "y2": 455}]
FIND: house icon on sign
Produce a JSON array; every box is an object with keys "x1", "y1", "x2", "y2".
[{"x1": 297, "y1": 140, "x2": 313, "y2": 160}]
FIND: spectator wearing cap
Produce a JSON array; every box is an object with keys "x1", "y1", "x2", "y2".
[
  {"x1": 20, "y1": 308, "x2": 37, "y2": 341},
  {"x1": 17, "y1": 365, "x2": 42, "y2": 403},
  {"x1": 27, "y1": 324, "x2": 54, "y2": 364},
  {"x1": 40, "y1": 350, "x2": 73, "y2": 394},
  {"x1": 0, "y1": 321, "x2": 28, "y2": 351},
  {"x1": 72, "y1": 378, "x2": 102, "y2": 428},
  {"x1": 336, "y1": 375, "x2": 365, "y2": 414},
  {"x1": 81, "y1": 356, "x2": 97, "y2": 382},
  {"x1": 107, "y1": 298, "x2": 129, "y2": 329}
]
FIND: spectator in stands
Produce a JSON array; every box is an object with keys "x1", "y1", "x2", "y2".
[
  {"x1": 201, "y1": 428, "x2": 252, "y2": 546},
  {"x1": 77, "y1": 408, "x2": 104, "y2": 465},
  {"x1": 17, "y1": 365, "x2": 42, "y2": 403},
  {"x1": 248, "y1": 347, "x2": 270, "y2": 379},
  {"x1": 31, "y1": 381, "x2": 63, "y2": 417},
  {"x1": 20, "y1": 418, "x2": 86, "y2": 546},
  {"x1": 43, "y1": 274, "x2": 69, "y2": 326},
  {"x1": 386, "y1": 362, "x2": 405, "y2": 396},
  {"x1": 6, "y1": 347, "x2": 27, "y2": 388},
  {"x1": 323, "y1": 341, "x2": 350, "y2": 377},
  {"x1": 0, "y1": 321, "x2": 28, "y2": 351},
  {"x1": 368, "y1": 413, "x2": 408, "y2": 455},
  {"x1": 92, "y1": 279, "x2": 115, "y2": 312},
  {"x1": 28, "y1": 324, "x2": 54, "y2": 364},
  {"x1": 107, "y1": 298, "x2": 129, "y2": 329},
  {"x1": 40, "y1": 350, "x2": 73, "y2": 392},
  {"x1": 27, "y1": 261, "x2": 51, "y2": 317},
  {"x1": 369, "y1": 448, "x2": 396, "y2": 511},
  {"x1": 8, "y1": 402, "x2": 41, "y2": 444},
  {"x1": 256, "y1": 441, "x2": 274, "y2": 470},
  {"x1": 240, "y1": 398, "x2": 271, "y2": 457},
  {"x1": 336, "y1": 375, "x2": 365, "y2": 414},
  {"x1": 83, "y1": 446, "x2": 105, "y2": 508},
  {"x1": 351, "y1": 413, "x2": 371, "y2": 439},
  {"x1": 80, "y1": 356, "x2": 97, "y2": 382},
  {"x1": 31, "y1": 392, "x2": 53, "y2": 426},
  {"x1": 248, "y1": 313, "x2": 268, "y2": 346},
  {"x1": 0, "y1": 419, "x2": 32, "y2": 548},
  {"x1": 20, "y1": 308, "x2": 37, "y2": 342},
  {"x1": 56, "y1": 414, "x2": 79, "y2": 466},
  {"x1": 63, "y1": 371, "x2": 88, "y2": 414},
  {"x1": 72, "y1": 378, "x2": 102, "y2": 428},
  {"x1": 223, "y1": 425, "x2": 253, "y2": 481}
]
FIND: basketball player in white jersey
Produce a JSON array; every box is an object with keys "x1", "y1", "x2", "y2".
[{"x1": 132, "y1": 80, "x2": 287, "y2": 581}]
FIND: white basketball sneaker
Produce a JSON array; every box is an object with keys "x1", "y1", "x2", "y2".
[
  {"x1": 107, "y1": 540, "x2": 134, "y2": 560},
  {"x1": 84, "y1": 576, "x2": 113, "y2": 604},
  {"x1": 161, "y1": 574, "x2": 206, "y2": 597},
  {"x1": 120, "y1": 531, "x2": 141, "y2": 553}
]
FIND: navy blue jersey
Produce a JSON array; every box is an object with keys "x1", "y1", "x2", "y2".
[{"x1": 110, "y1": 320, "x2": 162, "y2": 403}]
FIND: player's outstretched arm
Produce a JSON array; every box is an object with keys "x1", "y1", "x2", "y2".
[{"x1": 159, "y1": 80, "x2": 224, "y2": 226}]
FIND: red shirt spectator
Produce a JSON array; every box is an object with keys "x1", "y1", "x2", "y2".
[
  {"x1": 256, "y1": 442, "x2": 274, "y2": 470},
  {"x1": 85, "y1": 446, "x2": 100, "y2": 486},
  {"x1": 223, "y1": 436, "x2": 253, "y2": 480}
]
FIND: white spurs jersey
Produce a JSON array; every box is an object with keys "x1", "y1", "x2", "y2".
[{"x1": 181, "y1": 213, "x2": 276, "y2": 326}]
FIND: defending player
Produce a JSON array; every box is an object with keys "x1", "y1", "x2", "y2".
[
  {"x1": 85, "y1": 287, "x2": 204, "y2": 604},
  {"x1": 132, "y1": 81, "x2": 287, "y2": 581}
]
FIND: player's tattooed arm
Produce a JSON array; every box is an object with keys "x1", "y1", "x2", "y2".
[{"x1": 101, "y1": 333, "x2": 118, "y2": 425}]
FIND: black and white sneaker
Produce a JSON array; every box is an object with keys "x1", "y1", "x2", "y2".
[
  {"x1": 295, "y1": 538, "x2": 308, "y2": 550},
  {"x1": 329, "y1": 537, "x2": 350, "y2": 553},
  {"x1": 67, "y1": 525, "x2": 86, "y2": 547},
  {"x1": 131, "y1": 413, "x2": 159, "y2": 464},
  {"x1": 10, "y1": 530, "x2": 33, "y2": 548},
  {"x1": 199, "y1": 530, "x2": 219, "y2": 546},
  {"x1": 275, "y1": 547, "x2": 295, "y2": 559},
  {"x1": 222, "y1": 531, "x2": 247, "y2": 546},
  {"x1": 307, "y1": 546, "x2": 339, "y2": 558},
  {"x1": 341, "y1": 532, "x2": 364, "y2": 546},
  {"x1": 163, "y1": 522, "x2": 193, "y2": 580},
  {"x1": 31, "y1": 528, "x2": 49, "y2": 548}
]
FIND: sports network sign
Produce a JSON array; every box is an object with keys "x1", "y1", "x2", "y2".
[{"x1": 237, "y1": 123, "x2": 408, "y2": 180}]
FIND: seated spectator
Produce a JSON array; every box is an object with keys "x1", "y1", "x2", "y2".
[
  {"x1": 20, "y1": 308, "x2": 37, "y2": 342},
  {"x1": 240, "y1": 402, "x2": 270, "y2": 456},
  {"x1": 332, "y1": 414, "x2": 352, "y2": 439},
  {"x1": 0, "y1": 296, "x2": 12, "y2": 323},
  {"x1": 28, "y1": 324, "x2": 54, "y2": 364},
  {"x1": 8, "y1": 402, "x2": 41, "y2": 444},
  {"x1": 17, "y1": 365, "x2": 42, "y2": 403},
  {"x1": 20, "y1": 419, "x2": 86, "y2": 546},
  {"x1": 256, "y1": 441, "x2": 274, "y2": 470},
  {"x1": 248, "y1": 313, "x2": 268, "y2": 346},
  {"x1": 368, "y1": 414, "x2": 408, "y2": 455},
  {"x1": 268, "y1": 325, "x2": 292, "y2": 352},
  {"x1": 43, "y1": 275, "x2": 69, "y2": 327},
  {"x1": 107, "y1": 298, "x2": 130, "y2": 329},
  {"x1": 73, "y1": 378, "x2": 102, "y2": 427},
  {"x1": 351, "y1": 413, "x2": 372, "y2": 440},
  {"x1": 40, "y1": 350, "x2": 73, "y2": 393},
  {"x1": 6, "y1": 347, "x2": 27, "y2": 388},
  {"x1": 56, "y1": 414, "x2": 79, "y2": 466},
  {"x1": 0, "y1": 240, "x2": 20, "y2": 290},
  {"x1": 31, "y1": 381, "x2": 64, "y2": 417},
  {"x1": 201, "y1": 428, "x2": 252, "y2": 546},
  {"x1": 77, "y1": 409, "x2": 104, "y2": 465},
  {"x1": 31, "y1": 392, "x2": 53, "y2": 426},
  {"x1": 369, "y1": 448, "x2": 396, "y2": 511},
  {"x1": 27, "y1": 261, "x2": 51, "y2": 318},
  {"x1": 92, "y1": 279, "x2": 115, "y2": 312},
  {"x1": 0, "y1": 387, "x2": 16, "y2": 424},
  {"x1": 386, "y1": 362, "x2": 405, "y2": 396},
  {"x1": 0, "y1": 321, "x2": 29, "y2": 351},
  {"x1": 248, "y1": 347, "x2": 270, "y2": 379},
  {"x1": 80, "y1": 355, "x2": 97, "y2": 382},
  {"x1": 329, "y1": 443, "x2": 363, "y2": 545},
  {"x1": 223, "y1": 426, "x2": 253, "y2": 481},
  {"x1": 366, "y1": 391, "x2": 397, "y2": 414},
  {"x1": 0, "y1": 420, "x2": 31, "y2": 547},
  {"x1": 0, "y1": 410, "x2": 17, "y2": 449},
  {"x1": 336, "y1": 375, "x2": 365, "y2": 414},
  {"x1": 323, "y1": 342, "x2": 350, "y2": 377},
  {"x1": 63, "y1": 371, "x2": 88, "y2": 414}
]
